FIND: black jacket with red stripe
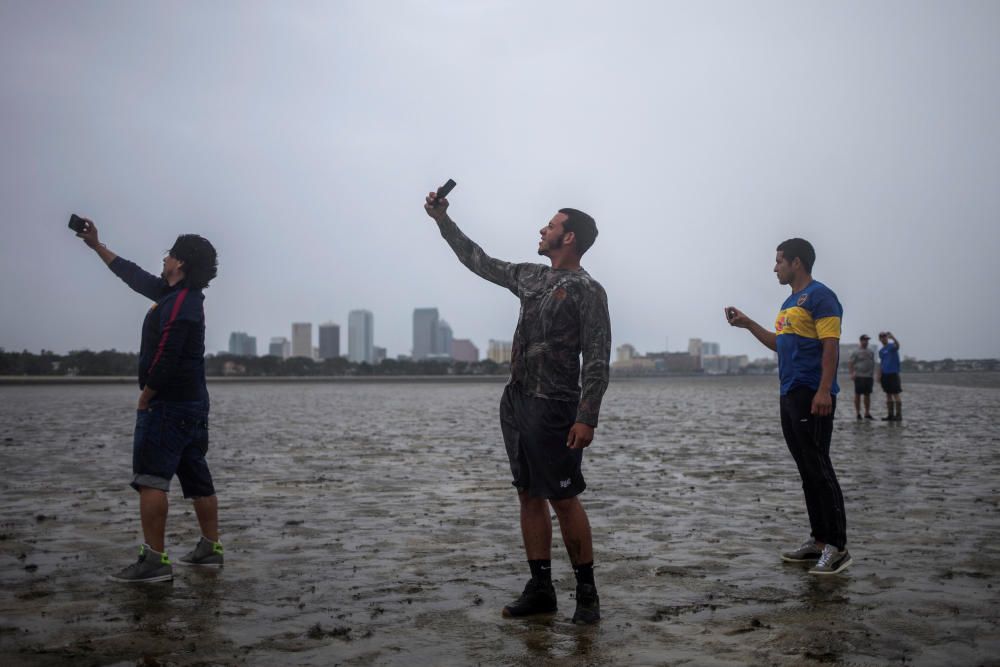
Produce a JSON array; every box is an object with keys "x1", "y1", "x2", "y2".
[{"x1": 110, "y1": 256, "x2": 208, "y2": 403}]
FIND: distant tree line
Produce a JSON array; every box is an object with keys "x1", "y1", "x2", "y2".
[{"x1": 0, "y1": 348, "x2": 507, "y2": 377}]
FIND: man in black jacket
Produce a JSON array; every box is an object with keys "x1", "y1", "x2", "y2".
[{"x1": 77, "y1": 219, "x2": 224, "y2": 583}]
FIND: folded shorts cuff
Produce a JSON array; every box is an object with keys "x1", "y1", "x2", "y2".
[{"x1": 131, "y1": 474, "x2": 171, "y2": 492}]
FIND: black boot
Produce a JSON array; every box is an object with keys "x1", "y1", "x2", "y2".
[
  {"x1": 571, "y1": 583, "x2": 601, "y2": 624},
  {"x1": 502, "y1": 578, "x2": 557, "y2": 618}
]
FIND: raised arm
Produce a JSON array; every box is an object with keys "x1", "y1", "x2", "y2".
[
  {"x1": 76, "y1": 218, "x2": 166, "y2": 301},
  {"x1": 886, "y1": 331, "x2": 900, "y2": 351},
  {"x1": 423, "y1": 192, "x2": 522, "y2": 294},
  {"x1": 724, "y1": 306, "x2": 778, "y2": 351}
]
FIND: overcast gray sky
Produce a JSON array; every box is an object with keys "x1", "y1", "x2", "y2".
[{"x1": 2, "y1": 1, "x2": 998, "y2": 361}]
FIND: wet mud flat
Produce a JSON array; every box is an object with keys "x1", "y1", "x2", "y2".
[{"x1": 1, "y1": 375, "x2": 998, "y2": 666}]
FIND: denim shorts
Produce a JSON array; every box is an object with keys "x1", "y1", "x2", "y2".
[{"x1": 131, "y1": 399, "x2": 215, "y2": 498}]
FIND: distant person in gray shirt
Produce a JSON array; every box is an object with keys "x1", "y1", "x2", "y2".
[
  {"x1": 849, "y1": 334, "x2": 876, "y2": 419},
  {"x1": 423, "y1": 187, "x2": 611, "y2": 625}
]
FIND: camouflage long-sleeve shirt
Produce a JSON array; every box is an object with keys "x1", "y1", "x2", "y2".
[{"x1": 437, "y1": 215, "x2": 611, "y2": 426}]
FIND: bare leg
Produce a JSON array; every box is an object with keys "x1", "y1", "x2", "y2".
[
  {"x1": 549, "y1": 496, "x2": 593, "y2": 566},
  {"x1": 518, "y1": 491, "x2": 552, "y2": 560},
  {"x1": 192, "y1": 495, "x2": 219, "y2": 542},
  {"x1": 139, "y1": 487, "x2": 168, "y2": 552},
  {"x1": 853, "y1": 393, "x2": 861, "y2": 416}
]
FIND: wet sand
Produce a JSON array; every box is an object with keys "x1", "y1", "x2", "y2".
[{"x1": 1, "y1": 375, "x2": 998, "y2": 666}]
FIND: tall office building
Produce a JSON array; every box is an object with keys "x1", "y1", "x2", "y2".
[
  {"x1": 348, "y1": 310, "x2": 374, "y2": 363},
  {"x1": 291, "y1": 323, "x2": 312, "y2": 358},
  {"x1": 412, "y1": 307, "x2": 439, "y2": 360},
  {"x1": 688, "y1": 338, "x2": 703, "y2": 357},
  {"x1": 228, "y1": 331, "x2": 257, "y2": 357},
  {"x1": 373, "y1": 346, "x2": 387, "y2": 364},
  {"x1": 487, "y1": 339, "x2": 513, "y2": 363},
  {"x1": 269, "y1": 337, "x2": 291, "y2": 359},
  {"x1": 617, "y1": 343, "x2": 638, "y2": 362},
  {"x1": 451, "y1": 339, "x2": 479, "y2": 363},
  {"x1": 318, "y1": 322, "x2": 341, "y2": 360},
  {"x1": 702, "y1": 341, "x2": 720, "y2": 356},
  {"x1": 436, "y1": 319, "x2": 453, "y2": 357}
]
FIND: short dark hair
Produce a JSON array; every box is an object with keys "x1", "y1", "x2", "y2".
[
  {"x1": 559, "y1": 208, "x2": 598, "y2": 256},
  {"x1": 776, "y1": 238, "x2": 815, "y2": 273},
  {"x1": 170, "y1": 234, "x2": 218, "y2": 289}
]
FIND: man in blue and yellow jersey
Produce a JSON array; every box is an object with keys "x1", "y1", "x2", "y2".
[{"x1": 725, "y1": 238, "x2": 851, "y2": 575}]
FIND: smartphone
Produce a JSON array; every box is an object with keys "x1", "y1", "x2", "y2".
[
  {"x1": 435, "y1": 179, "x2": 457, "y2": 202},
  {"x1": 68, "y1": 214, "x2": 87, "y2": 233}
]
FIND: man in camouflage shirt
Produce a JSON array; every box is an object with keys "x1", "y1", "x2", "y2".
[{"x1": 424, "y1": 190, "x2": 611, "y2": 625}]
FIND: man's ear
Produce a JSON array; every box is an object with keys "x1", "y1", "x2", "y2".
[{"x1": 563, "y1": 230, "x2": 576, "y2": 247}]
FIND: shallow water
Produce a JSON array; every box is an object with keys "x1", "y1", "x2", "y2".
[{"x1": 1, "y1": 375, "x2": 998, "y2": 666}]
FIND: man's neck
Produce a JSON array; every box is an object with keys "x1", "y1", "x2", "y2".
[
  {"x1": 548, "y1": 250, "x2": 581, "y2": 271},
  {"x1": 166, "y1": 274, "x2": 184, "y2": 287},
  {"x1": 789, "y1": 273, "x2": 812, "y2": 293}
]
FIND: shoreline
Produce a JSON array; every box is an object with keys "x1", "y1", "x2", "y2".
[{"x1": 1, "y1": 370, "x2": 997, "y2": 388}]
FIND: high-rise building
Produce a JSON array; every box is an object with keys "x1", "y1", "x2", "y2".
[
  {"x1": 702, "y1": 341, "x2": 720, "y2": 356},
  {"x1": 688, "y1": 338, "x2": 703, "y2": 357},
  {"x1": 269, "y1": 337, "x2": 291, "y2": 359},
  {"x1": 348, "y1": 310, "x2": 374, "y2": 363},
  {"x1": 412, "y1": 307, "x2": 439, "y2": 360},
  {"x1": 373, "y1": 346, "x2": 387, "y2": 364},
  {"x1": 291, "y1": 323, "x2": 312, "y2": 358},
  {"x1": 451, "y1": 339, "x2": 479, "y2": 362},
  {"x1": 228, "y1": 331, "x2": 257, "y2": 357},
  {"x1": 488, "y1": 339, "x2": 513, "y2": 363},
  {"x1": 318, "y1": 322, "x2": 341, "y2": 360},
  {"x1": 616, "y1": 343, "x2": 637, "y2": 362},
  {"x1": 436, "y1": 319, "x2": 453, "y2": 357}
]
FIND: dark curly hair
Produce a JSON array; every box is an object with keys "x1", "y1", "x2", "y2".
[
  {"x1": 169, "y1": 234, "x2": 218, "y2": 289},
  {"x1": 558, "y1": 208, "x2": 598, "y2": 256}
]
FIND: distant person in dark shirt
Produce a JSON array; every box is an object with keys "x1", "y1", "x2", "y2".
[
  {"x1": 877, "y1": 331, "x2": 903, "y2": 421},
  {"x1": 849, "y1": 334, "x2": 876, "y2": 419},
  {"x1": 76, "y1": 219, "x2": 224, "y2": 583},
  {"x1": 423, "y1": 190, "x2": 611, "y2": 624}
]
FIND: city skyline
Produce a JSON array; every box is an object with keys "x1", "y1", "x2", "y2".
[{"x1": 2, "y1": 4, "x2": 999, "y2": 364}]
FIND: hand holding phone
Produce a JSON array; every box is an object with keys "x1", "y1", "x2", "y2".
[
  {"x1": 435, "y1": 179, "x2": 456, "y2": 202},
  {"x1": 425, "y1": 179, "x2": 456, "y2": 220},
  {"x1": 68, "y1": 214, "x2": 87, "y2": 233}
]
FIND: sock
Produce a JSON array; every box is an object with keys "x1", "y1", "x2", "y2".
[
  {"x1": 573, "y1": 562, "x2": 595, "y2": 587},
  {"x1": 528, "y1": 559, "x2": 552, "y2": 583}
]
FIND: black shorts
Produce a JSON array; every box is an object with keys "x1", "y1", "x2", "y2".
[
  {"x1": 499, "y1": 384, "x2": 585, "y2": 499},
  {"x1": 880, "y1": 373, "x2": 902, "y2": 394},
  {"x1": 131, "y1": 400, "x2": 215, "y2": 498},
  {"x1": 853, "y1": 377, "x2": 874, "y2": 395}
]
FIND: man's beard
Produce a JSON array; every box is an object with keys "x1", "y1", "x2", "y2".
[{"x1": 538, "y1": 234, "x2": 564, "y2": 256}]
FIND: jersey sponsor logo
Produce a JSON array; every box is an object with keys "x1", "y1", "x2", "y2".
[
  {"x1": 776, "y1": 315, "x2": 790, "y2": 333},
  {"x1": 797, "y1": 293, "x2": 809, "y2": 306}
]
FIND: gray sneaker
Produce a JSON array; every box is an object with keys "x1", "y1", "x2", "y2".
[
  {"x1": 809, "y1": 545, "x2": 852, "y2": 575},
  {"x1": 109, "y1": 545, "x2": 173, "y2": 583},
  {"x1": 781, "y1": 539, "x2": 823, "y2": 563},
  {"x1": 178, "y1": 537, "x2": 224, "y2": 567}
]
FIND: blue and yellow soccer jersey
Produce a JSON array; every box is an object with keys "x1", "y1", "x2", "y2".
[{"x1": 774, "y1": 280, "x2": 843, "y2": 395}]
